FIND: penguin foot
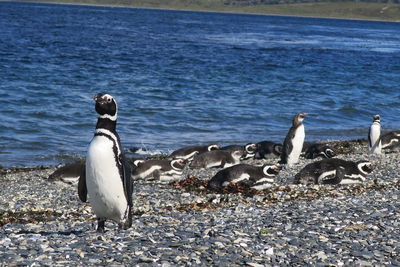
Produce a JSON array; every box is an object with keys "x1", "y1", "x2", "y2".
[{"x1": 97, "y1": 218, "x2": 106, "y2": 233}]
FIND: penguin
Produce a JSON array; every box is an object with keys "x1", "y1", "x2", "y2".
[
  {"x1": 189, "y1": 150, "x2": 244, "y2": 169},
  {"x1": 131, "y1": 158, "x2": 186, "y2": 181},
  {"x1": 254, "y1": 141, "x2": 282, "y2": 159},
  {"x1": 381, "y1": 130, "x2": 400, "y2": 151},
  {"x1": 220, "y1": 143, "x2": 257, "y2": 159},
  {"x1": 78, "y1": 93, "x2": 133, "y2": 233},
  {"x1": 208, "y1": 163, "x2": 282, "y2": 191},
  {"x1": 293, "y1": 158, "x2": 373, "y2": 185},
  {"x1": 280, "y1": 113, "x2": 307, "y2": 167},
  {"x1": 302, "y1": 142, "x2": 336, "y2": 159},
  {"x1": 368, "y1": 114, "x2": 382, "y2": 155},
  {"x1": 48, "y1": 162, "x2": 85, "y2": 184},
  {"x1": 168, "y1": 144, "x2": 220, "y2": 161}
]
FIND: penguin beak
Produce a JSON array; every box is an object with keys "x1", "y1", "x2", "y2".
[{"x1": 93, "y1": 94, "x2": 104, "y2": 103}]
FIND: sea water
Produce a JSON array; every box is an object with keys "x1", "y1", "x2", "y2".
[{"x1": 1, "y1": 2, "x2": 399, "y2": 167}]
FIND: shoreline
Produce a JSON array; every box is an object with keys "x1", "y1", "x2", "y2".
[
  {"x1": 1, "y1": 138, "x2": 368, "y2": 171},
  {"x1": 10, "y1": 0, "x2": 400, "y2": 23}
]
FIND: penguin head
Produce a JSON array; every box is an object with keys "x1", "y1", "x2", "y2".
[
  {"x1": 372, "y1": 114, "x2": 380, "y2": 123},
  {"x1": 171, "y1": 159, "x2": 187, "y2": 170},
  {"x1": 208, "y1": 144, "x2": 220, "y2": 151},
  {"x1": 262, "y1": 164, "x2": 282, "y2": 177},
  {"x1": 320, "y1": 146, "x2": 336, "y2": 158},
  {"x1": 356, "y1": 160, "x2": 373, "y2": 176},
  {"x1": 244, "y1": 143, "x2": 257, "y2": 153},
  {"x1": 231, "y1": 150, "x2": 245, "y2": 160},
  {"x1": 273, "y1": 144, "x2": 283, "y2": 156},
  {"x1": 293, "y1": 113, "x2": 308, "y2": 126},
  {"x1": 94, "y1": 93, "x2": 117, "y2": 120},
  {"x1": 133, "y1": 159, "x2": 145, "y2": 167}
]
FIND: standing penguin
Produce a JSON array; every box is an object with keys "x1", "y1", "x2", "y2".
[
  {"x1": 368, "y1": 114, "x2": 382, "y2": 155},
  {"x1": 280, "y1": 113, "x2": 307, "y2": 167},
  {"x1": 78, "y1": 94, "x2": 133, "y2": 233}
]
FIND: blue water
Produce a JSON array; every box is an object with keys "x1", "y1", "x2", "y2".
[{"x1": 1, "y1": 2, "x2": 400, "y2": 167}]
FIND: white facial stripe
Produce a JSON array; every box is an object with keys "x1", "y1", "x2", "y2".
[
  {"x1": 171, "y1": 160, "x2": 184, "y2": 170},
  {"x1": 357, "y1": 163, "x2": 371, "y2": 176},
  {"x1": 134, "y1": 160, "x2": 145, "y2": 166},
  {"x1": 263, "y1": 166, "x2": 278, "y2": 176},
  {"x1": 103, "y1": 94, "x2": 113, "y2": 101},
  {"x1": 208, "y1": 145, "x2": 219, "y2": 151}
]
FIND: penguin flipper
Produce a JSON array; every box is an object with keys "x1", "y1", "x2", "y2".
[
  {"x1": 280, "y1": 140, "x2": 293, "y2": 164},
  {"x1": 368, "y1": 127, "x2": 372, "y2": 148},
  {"x1": 122, "y1": 159, "x2": 133, "y2": 207},
  {"x1": 121, "y1": 159, "x2": 133, "y2": 230},
  {"x1": 78, "y1": 165, "x2": 87, "y2": 202}
]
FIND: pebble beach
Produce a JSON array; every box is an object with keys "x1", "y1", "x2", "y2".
[{"x1": 0, "y1": 140, "x2": 399, "y2": 266}]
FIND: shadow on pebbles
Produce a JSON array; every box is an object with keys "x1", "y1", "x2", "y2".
[{"x1": 0, "y1": 140, "x2": 399, "y2": 266}]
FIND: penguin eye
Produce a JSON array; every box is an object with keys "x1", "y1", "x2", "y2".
[{"x1": 107, "y1": 98, "x2": 112, "y2": 103}]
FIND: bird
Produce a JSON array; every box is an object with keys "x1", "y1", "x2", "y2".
[
  {"x1": 294, "y1": 158, "x2": 373, "y2": 185},
  {"x1": 131, "y1": 158, "x2": 186, "y2": 181},
  {"x1": 48, "y1": 162, "x2": 85, "y2": 184},
  {"x1": 302, "y1": 142, "x2": 336, "y2": 159},
  {"x1": 78, "y1": 93, "x2": 133, "y2": 233},
  {"x1": 168, "y1": 144, "x2": 220, "y2": 161},
  {"x1": 220, "y1": 143, "x2": 257, "y2": 159},
  {"x1": 368, "y1": 114, "x2": 382, "y2": 155},
  {"x1": 189, "y1": 150, "x2": 244, "y2": 169},
  {"x1": 381, "y1": 131, "x2": 400, "y2": 151},
  {"x1": 208, "y1": 163, "x2": 282, "y2": 191},
  {"x1": 280, "y1": 113, "x2": 307, "y2": 167},
  {"x1": 253, "y1": 141, "x2": 282, "y2": 159}
]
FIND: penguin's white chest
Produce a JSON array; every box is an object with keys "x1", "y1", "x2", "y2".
[
  {"x1": 86, "y1": 135, "x2": 127, "y2": 223},
  {"x1": 287, "y1": 124, "x2": 305, "y2": 166},
  {"x1": 369, "y1": 123, "x2": 381, "y2": 154}
]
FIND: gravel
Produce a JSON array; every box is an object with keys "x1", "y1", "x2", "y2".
[{"x1": 0, "y1": 140, "x2": 399, "y2": 266}]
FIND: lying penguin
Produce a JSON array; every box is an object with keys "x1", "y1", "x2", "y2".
[
  {"x1": 381, "y1": 131, "x2": 400, "y2": 151},
  {"x1": 220, "y1": 143, "x2": 257, "y2": 159},
  {"x1": 302, "y1": 142, "x2": 336, "y2": 159},
  {"x1": 208, "y1": 163, "x2": 282, "y2": 191},
  {"x1": 253, "y1": 141, "x2": 282, "y2": 159},
  {"x1": 168, "y1": 144, "x2": 220, "y2": 161},
  {"x1": 294, "y1": 158, "x2": 373, "y2": 185},
  {"x1": 48, "y1": 162, "x2": 85, "y2": 184},
  {"x1": 132, "y1": 158, "x2": 186, "y2": 181},
  {"x1": 189, "y1": 150, "x2": 244, "y2": 169}
]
